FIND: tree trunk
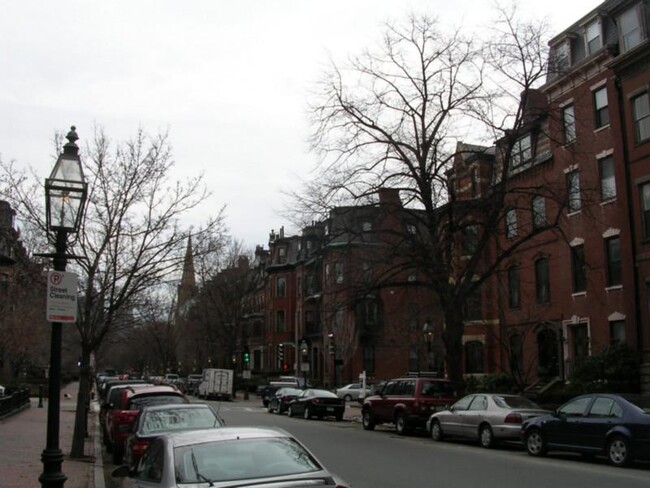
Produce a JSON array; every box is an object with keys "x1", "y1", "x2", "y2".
[
  {"x1": 70, "y1": 347, "x2": 92, "y2": 458},
  {"x1": 443, "y1": 309, "x2": 465, "y2": 389}
]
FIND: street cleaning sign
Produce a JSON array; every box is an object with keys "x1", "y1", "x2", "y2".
[{"x1": 46, "y1": 270, "x2": 78, "y2": 323}]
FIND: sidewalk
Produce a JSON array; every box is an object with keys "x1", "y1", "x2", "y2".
[{"x1": 0, "y1": 382, "x2": 103, "y2": 488}]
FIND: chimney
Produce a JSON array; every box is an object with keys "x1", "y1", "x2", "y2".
[{"x1": 378, "y1": 188, "x2": 401, "y2": 208}]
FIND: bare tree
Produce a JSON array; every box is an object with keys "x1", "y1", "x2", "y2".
[
  {"x1": 297, "y1": 8, "x2": 574, "y2": 386},
  {"x1": 0, "y1": 126, "x2": 227, "y2": 457}
]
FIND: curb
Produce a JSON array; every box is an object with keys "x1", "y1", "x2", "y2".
[{"x1": 92, "y1": 400, "x2": 105, "y2": 488}]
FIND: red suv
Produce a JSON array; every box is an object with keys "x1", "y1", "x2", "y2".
[
  {"x1": 105, "y1": 384, "x2": 188, "y2": 464},
  {"x1": 361, "y1": 373, "x2": 457, "y2": 435}
]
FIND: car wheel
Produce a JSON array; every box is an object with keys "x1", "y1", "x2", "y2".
[
  {"x1": 479, "y1": 424, "x2": 495, "y2": 448},
  {"x1": 525, "y1": 428, "x2": 547, "y2": 457},
  {"x1": 362, "y1": 409, "x2": 376, "y2": 431},
  {"x1": 430, "y1": 420, "x2": 444, "y2": 441},
  {"x1": 303, "y1": 406, "x2": 311, "y2": 420},
  {"x1": 395, "y1": 413, "x2": 410, "y2": 435},
  {"x1": 344, "y1": 394, "x2": 352, "y2": 402},
  {"x1": 288, "y1": 406, "x2": 295, "y2": 417},
  {"x1": 608, "y1": 435, "x2": 632, "y2": 467}
]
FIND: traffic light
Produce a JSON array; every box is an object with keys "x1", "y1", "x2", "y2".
[{"x1": 243, "y1": 347, "x2": 250, "y2": 364}]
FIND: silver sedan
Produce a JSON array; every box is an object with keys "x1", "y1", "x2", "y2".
[
  {"x1": 112, "y1": 426, "x2": 350, "y2": 487},
  {"x1": 427, "y1": 393, "x2": 550, "y2": 448}
]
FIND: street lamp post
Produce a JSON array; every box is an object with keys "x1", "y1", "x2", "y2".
[{"x1": 39, "y1": 127, "x2": 88, "y2": 488}]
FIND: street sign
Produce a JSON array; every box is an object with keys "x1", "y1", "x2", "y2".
[{"x1": 46, "y1": 270, "x2": 78, "y2": 323}]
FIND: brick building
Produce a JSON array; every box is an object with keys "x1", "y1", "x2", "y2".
[{"x1": 454, "y1": 0, "x2": 650, "y2": 391}]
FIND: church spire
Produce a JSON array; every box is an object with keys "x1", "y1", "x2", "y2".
[{"x1": 177, "y1": 236, "x2": 197, "y2": 311}]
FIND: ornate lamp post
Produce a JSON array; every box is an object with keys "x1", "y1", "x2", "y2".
[{"x1": 39, "y1": 126, "x2": 88, "y2": 488}]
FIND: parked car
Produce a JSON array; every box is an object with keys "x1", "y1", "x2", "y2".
[
  {"x1": 336, "y1": 383, "x2": 372, "y2": 402},
  {"x1": 362, "y1": 373, "x2": 458, "y2": 435},
  {"x1": 106, "y1": 385, "x2": 189, "y2": 465},
  {"x1": 258, "y1": 381, "x2": 301, "y2": 407},
  {"x1": 427, "y1": 393, "x2": 549, "y2": 448},
  {"x1": 123, "y1": 403, "x2": 224, "y2": 472},
  {"x1": 184, "y1": 374, "x2": 203, "y2": 395},
  {"x1": 267, "y1": 387, "x2": 302, "y2": 414},
  {"x1": 287, "y1": 388, "x2": 345, "y2": 420},
  {"x1": 522, "y1": 393, "x2": 650, "y2": 467},
  {"x1": 113, "y1": 427, "x2": 351, "y2": 487},
  {"x1": 101, "y1": 382, "x2": 152, "y2": 446}
]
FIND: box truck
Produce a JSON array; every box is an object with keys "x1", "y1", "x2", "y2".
[{"x1": 198, "y1": 368, "x2": 234, "y2": 400}]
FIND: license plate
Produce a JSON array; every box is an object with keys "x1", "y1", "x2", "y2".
[{"x1": 327, "y1": 407, "x2": 334, "y2": 412}]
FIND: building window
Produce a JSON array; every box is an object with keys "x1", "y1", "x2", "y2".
[
  {"x1": 471, "y1": 168, "x2": 479, "y2": 198},
  {"x1": 276, "y1": 310, "x2": 286, "y2": 333},
  {"x1": 585, "y1": 19, "x2": 601, "y2": 55},
  {"x1": 642, "y1": 182, "x2": 650, "y2": 240},
  {"x1": 605, "y1": 236, "x2": 622, "y2": 287},
  {"x1": 276, "y1": 276, "x2": 286, "y2": 298},
  {"x1": 0, "y1": 273, "x2": 8, "y2": 296},
  {"x1": 532, "y1": 195, "x2": 546, "y2": 229},
  {"x1": 363, "y1": 346, "x2": 376, "y2": 374},
  {"x1": 593, "y1": 87, "x2": 609, "y2": 128},
  {"x1": 334, "y1": 261, "x2": 344, "y2": 284},
  {"x1": 505, "y1": 208, "x2": 517, "y2": 238},
  {"x1": 508, "y1": 266, "x2": 520, "y2": 309},
  {"x1": 465, "y1": 341, "x2": 484, "y2": 374},
  {"x1": 599, "y1": 156, "x2": 616, "y2": 201},
  {"x1": 619, "y1": 6, "x2": 642, "y2": 52},
  {"x1": 462, "y1": 225, "x2": 479, "y2": 255},
  {"x1": 566, "y1": 170, "x2": 581, "y2": 212},
  {"x1": 512, "y1": 134, "x2": 532, "y2": 167},
  {"x1": 610, "y1": 320, "x2": 626, "y2": 344},
  {"x1": 278, "y1": 247, "x2": 286, "y2": 263},
  {"x1": 563, "y1": 105, "x2": 576, "y2": 143},
  {"x1": 463, "y1": 286, "x2": 482, "y2": 321},
  {"x1": 362, "y1": 221, "x2": 372, "y2": 232},
  {"x1": 571, "y1": 244, "x2": 587, "y2": 293},
  {"x1": 535, "y1": 258, "x2": 550, "y2": 304},
  {"x1": 633, "y1": 92, "x2": 650, "y2": 143},
  {"x1": 551, "y1": 41, "x2": 570, "y2": 73}
]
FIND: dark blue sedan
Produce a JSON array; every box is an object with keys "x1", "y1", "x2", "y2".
[{"x1": 521, "y1": 393, "x2": 650, "y2": 467}]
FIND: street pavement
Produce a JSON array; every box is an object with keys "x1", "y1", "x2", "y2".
[
  {"x1": 0, "y1": 382, "x2": 104, "y2": 488},
  {"x1": 0, "y1": 384, "x2": 362, "y2": 488}
]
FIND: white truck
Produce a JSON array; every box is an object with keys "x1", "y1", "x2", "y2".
[{"x1": 197, "y1": 368, "x2": 234, "y2": 401}]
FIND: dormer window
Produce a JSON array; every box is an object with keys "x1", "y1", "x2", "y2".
[
  {"x1": 278, "y1": 247, "x2": 286, "y2": 263},
  {"x1": 585, "y1": 19, "x2": 602, "y2": 55},
  {"x1": 551, "y1": 40, "x2": 571, "y2": 73},
  {"x1": 619, "y1": 6, "x2": 642, "y2": 52},
  {"x1": 511, "y1": 134, "x2": 532, "y2": 168}
]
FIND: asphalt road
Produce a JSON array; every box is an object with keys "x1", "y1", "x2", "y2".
[
  {"x1": 104, "y1": 397, "x2": 650, "y2": 488},
  {"x1": 216, "y1": 399, "x2": 650, "y2": 488}
]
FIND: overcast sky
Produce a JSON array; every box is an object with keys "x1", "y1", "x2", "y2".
[{"x1": 0, "y1": 0, "x2": 603, "y2": 249}]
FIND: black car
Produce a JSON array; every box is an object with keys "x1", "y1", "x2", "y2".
[
  {"x1": 522, "y1": 393, "x2": 650, "y2": 467},
  {"x1": 267, "y1": 387, "x2": 302, "y2": 414},
  {"x1": 288, "y1": 388, "x2": 345, "y2": 421}
]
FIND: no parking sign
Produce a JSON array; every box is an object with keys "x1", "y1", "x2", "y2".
[{"x1": 46, "y1": 270, "x2": 78, "y2": 323}]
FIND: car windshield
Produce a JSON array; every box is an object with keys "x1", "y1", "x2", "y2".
[
  {"x1": 494, "y1": 396, "x2": 541, "y2": 409},
  {"x1": 278, "y1": 388, "x2": 301, "y2": 396},
  {"x1": 141, "y1": 408, "x2": 222, "y2": 434},
  {"x1": 623, "y1": 395, "x2": 650, "y2": 414},
  {"x1": 311, "y1": 389, "x2": 337, "y2": 398},
  {"x1": 174, "y1": 437, "x2": 322, "y2": 483}
]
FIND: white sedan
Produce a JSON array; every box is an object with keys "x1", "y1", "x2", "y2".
[{"x1": 335, "y1": 383, "x2": 371, "y2": 402}]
